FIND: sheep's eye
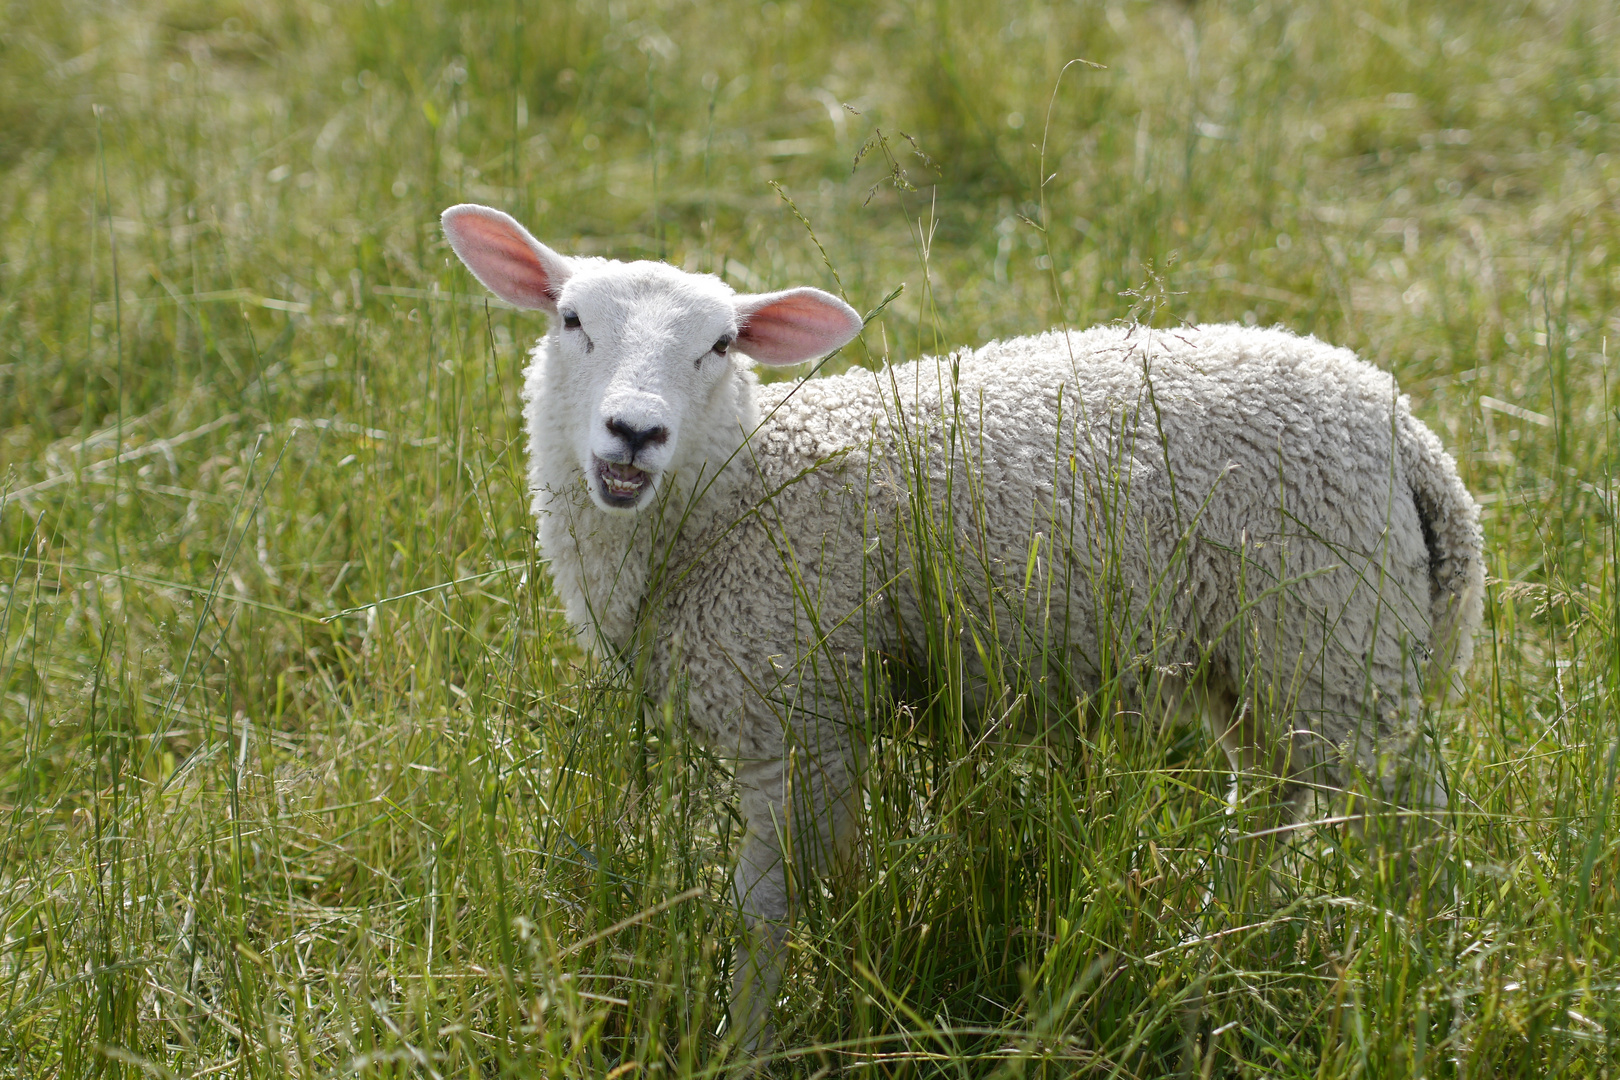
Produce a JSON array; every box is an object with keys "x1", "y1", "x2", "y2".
[
  {"x1": 713, "y1": 335, "x2": 732, "y2": 356},
  {"x1": 562, "y1": 311, "x2": 581, "y2": 330}
]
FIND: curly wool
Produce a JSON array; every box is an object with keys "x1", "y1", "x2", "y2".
[
  {"x1": 524, "y1": 318, "x2": 1484, "y2": 1050},
  {"x1": 530, "y1": 321, "x2": 1482, "y2": 765}
]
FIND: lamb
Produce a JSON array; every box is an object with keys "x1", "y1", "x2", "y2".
[{"x1": 440, "y1": 203, "x2": 1485, "y2": 1053}]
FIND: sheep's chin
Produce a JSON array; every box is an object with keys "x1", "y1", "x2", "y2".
[{"x1": 590, "y1": 455, "x2": 656, "y2": 512}]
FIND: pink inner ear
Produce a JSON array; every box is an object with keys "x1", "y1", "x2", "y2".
[
  {"x1": 735, "y1": 288, "x2": 863, "y2": 365},
  {"x1": 442, "y1": 206, "x2": 565, "y2": 311}
]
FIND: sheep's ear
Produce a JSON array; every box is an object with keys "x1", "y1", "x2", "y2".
[
  {"x1": 441, "y1": 204, "x2": 571, "y2": 313},
  {"x1": 733, "y1": 287, "x2": 863, "y2": 366}
]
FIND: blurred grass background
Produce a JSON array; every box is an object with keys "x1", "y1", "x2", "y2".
[{"x1": 2, "y1": 0, "x2": 1619, "y2": 1075}]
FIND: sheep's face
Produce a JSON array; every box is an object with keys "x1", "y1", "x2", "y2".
[
  {"x1": 552, "y1": 261, "x2": 739, "y2": 511},
  {"x1": 441, "y1": 204, "x2": 864, "y2": 514}
]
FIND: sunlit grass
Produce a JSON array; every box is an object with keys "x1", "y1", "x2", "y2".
[{"x1": 2, "y1": 0, "x2": 1619, "y2": 1075}]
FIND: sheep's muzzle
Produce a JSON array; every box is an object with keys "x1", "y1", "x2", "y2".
[{"x1": 593, "y1": 456, "x2": 652, "y2": 508}]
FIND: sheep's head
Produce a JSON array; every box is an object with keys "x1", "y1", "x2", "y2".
[{"x1": 442, "y1": 204, "x2": 862, "y2": 513}]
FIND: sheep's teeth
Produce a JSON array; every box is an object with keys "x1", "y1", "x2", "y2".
[{"x1": 596, "y1": 458, "x2": 650, "y2": 501}]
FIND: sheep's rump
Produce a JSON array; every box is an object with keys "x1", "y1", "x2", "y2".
[{"x1": 710, "y1": 323, "x2": 1481, "y2": 777}]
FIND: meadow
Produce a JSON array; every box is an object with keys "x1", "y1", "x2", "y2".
[{"x1": 2, "y1": 0, "x2": 1619, "y2": 1075}]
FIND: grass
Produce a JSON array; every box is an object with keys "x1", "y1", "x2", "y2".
[{"x1": 2, "y1": 0, "x2": 1619, "y2": 1074}]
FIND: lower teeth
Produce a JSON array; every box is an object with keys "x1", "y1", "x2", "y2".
[{"x1": 601, "y1": 462, "x2": 646, "y2": 497}]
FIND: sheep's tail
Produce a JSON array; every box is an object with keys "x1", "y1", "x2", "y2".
[{"x1": 1397, "y1": 402, "x2": 1486, "y2": 695}]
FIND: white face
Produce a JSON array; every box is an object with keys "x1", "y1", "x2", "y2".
[
  {"x1": 440, "y1": 203, "x2": 865, "y2": 514},
  {"x1": 551, "y1": 263, "x2": 741, "y2": 512}
]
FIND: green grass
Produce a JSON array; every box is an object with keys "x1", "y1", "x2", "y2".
[{"x1": 3, "y1": 0, "x2": 1620, "y2": 1074}]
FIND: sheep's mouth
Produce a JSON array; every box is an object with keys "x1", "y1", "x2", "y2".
[{"x1": 593, "y1": 456, "x2": 653, "y2": 508}]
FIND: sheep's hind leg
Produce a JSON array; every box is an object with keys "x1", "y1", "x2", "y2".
[
  {"x1": 1200, "y1": 678, "x2": 1319, "y2": 904},
  {"x1": 1222, "y1": 676, "x2": 1450, "y2": 889},
  {"x1": 1310, "y1": 690, "x2": 1451, "y2": 883}
]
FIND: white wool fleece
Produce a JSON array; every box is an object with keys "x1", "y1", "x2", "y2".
[
  {"x1": 530, "y1": 321, "x2": 1483, "y2": 774},
  {"x1": 444, "y1": 204, "x2": 1484, "y2": 1053},
  {"x1": 528, "y1": 320, "x2": 1484, "y2": 1047}
]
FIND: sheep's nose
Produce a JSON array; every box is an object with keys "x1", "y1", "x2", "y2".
[{"x1": 606, "y1": 418, "x2": 669, "y2": 458}]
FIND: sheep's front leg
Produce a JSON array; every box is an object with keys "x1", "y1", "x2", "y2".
[
  {"x1": 728, "y1": 749, "x2": 861, "y2": 1058},
  {"x1": 728, "y1": 821, "x2": 790, "y2": 1060}
]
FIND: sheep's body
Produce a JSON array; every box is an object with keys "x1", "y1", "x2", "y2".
[
  {"x1": 531, "y1": 322, "x2": 1481, "y2": 770},
  {"x1": 526, "y1": 321, "x2": 1483, "y2": 1045},
  {"x1": 442, "y1": 204, "x2": 1482, "y2": 1056}
]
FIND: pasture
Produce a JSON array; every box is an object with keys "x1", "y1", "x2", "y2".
[{"x1": 2, "y1": 0, "x2": 1618, "y2": 1074}]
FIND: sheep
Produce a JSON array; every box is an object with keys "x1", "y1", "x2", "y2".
[{"x1": 440, "y1": 202, "x2": 1485, "y2": 1054}]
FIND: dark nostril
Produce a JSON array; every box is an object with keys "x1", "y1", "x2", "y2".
[{"x1": 606, "y1": 418, "x2": 669, "y2": 455}]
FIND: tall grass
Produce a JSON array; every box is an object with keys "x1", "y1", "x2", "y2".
[{"x1": 2, "y1": 0, "x2": 1618, "y2": 1074}]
